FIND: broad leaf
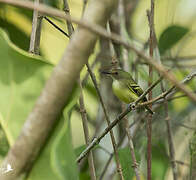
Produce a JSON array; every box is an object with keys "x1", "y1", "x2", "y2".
[
  {"x1": 0, "y1": 28, "x2": 53, "y2": 145},
  {"x1": 158, "y1": 25, "x2": 189, "y2": 55}
]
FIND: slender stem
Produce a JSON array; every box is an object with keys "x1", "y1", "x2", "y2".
[
  {"x1": 122, "y1": 106, "x2": 140, "y2": 180},
  {"x1": 165, "y1": 106, "x2": 178, "y2": 180},
  {"x1": 29, "y1": 0, "x2": 43, "y2": 54},
  {"x1": 63, "y1": 0, "x2": 74, "y2": 36},
  {"x1": 146, "y1": 1, "x2": 155, "y2": 178},
  {"x1": 79, "y1": 79, "x2": 96, "y2": 180},
  {"x1": 43, "y1": 16, "x2": 69, "y2": 37}
]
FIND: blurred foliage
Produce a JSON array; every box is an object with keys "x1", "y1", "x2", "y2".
[{"x1": 158, "y1": 25, "x2": 189, "y2": 55}]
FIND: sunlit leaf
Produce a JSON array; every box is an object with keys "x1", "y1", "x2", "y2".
[{"x1": 0, "y1": 28, "x2": 53, "y2": 145}]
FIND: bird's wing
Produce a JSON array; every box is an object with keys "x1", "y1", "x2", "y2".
[{"x1": 126, "y1": 81, "x2": 147, "y2": 102}]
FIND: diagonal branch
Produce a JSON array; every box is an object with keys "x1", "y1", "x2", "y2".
[{"x1": 1, "y1": 0, "x2": 196, "y2": 103}]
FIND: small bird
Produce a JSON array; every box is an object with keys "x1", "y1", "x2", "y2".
[{"x1": 102, "y1": 68, "x2": 153, "y2": 114}]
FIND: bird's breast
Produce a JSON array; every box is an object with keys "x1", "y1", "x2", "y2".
[{"x1": 112, "y1": 80, "x2": 138, "y2": 103}]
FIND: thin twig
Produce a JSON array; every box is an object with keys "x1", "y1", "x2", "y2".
[
  {"x1": 63, "y1": 0, "x2": 74, "y2": 36},
  {"x1": 122, "y1": 105, "x2": 140, "y2": 180},
  {"x1": 86, "y1": 63, "x2": 124, "y2": 180},
  {"x1": 79, "y1": 79, "x2": 96, "y2": 180},
  {"x1": 29, "y1": 0, "x2": 43, "y2": 54},
  {"x1": 43, "y1": 16, "x2": 69, "y2": 37},
  {"x1": 1, "y1": 0, "x2": 196, "y2": 103},
  {"x1": 146, "y1": 1, "x2": 154, "y2": 178}
]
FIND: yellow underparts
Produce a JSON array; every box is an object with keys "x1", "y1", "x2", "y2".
[{"x1": 112, "y1": 80, "x2": 139, "y2": 104}]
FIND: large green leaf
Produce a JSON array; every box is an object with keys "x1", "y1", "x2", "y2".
[
  {"x1": 0, "y1": 28, "x2": 80, "y2": 179},
  {"x1": 0, "y1": 28, "x2": 53, "y2": 145},
  {"x1": 158, "y1": 25, "x2": 189, "y2": 55}
]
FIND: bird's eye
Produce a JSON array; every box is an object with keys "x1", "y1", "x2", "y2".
[{"x1": 115, "y1": 72, "x2": 118, "y2": 75}]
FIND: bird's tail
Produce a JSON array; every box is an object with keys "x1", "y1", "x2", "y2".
[{"x1": 145, "y1": 105, "x2": 154, "y2": 115}]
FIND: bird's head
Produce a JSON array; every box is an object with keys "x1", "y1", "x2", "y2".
[{"x1": 101, "y1": 69, "x2": 131, "y2": 80}]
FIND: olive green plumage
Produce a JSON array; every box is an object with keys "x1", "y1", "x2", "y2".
[{"x1": 102, "y1": 69, "x2": 153, "y2": 114}]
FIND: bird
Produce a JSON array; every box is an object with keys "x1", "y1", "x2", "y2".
[{"x1": 101, "y1": 68, "x2": 154, "y2": 114}]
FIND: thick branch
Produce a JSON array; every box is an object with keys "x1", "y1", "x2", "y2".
[{"x1": 0, "y1": 0, "x2": 118, "y2": 179}]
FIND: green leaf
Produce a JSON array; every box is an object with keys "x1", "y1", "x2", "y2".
[
  {"x1": 0, "y1": 28, "x2": 53, "y2": 145},
  {"x1": 28, "y1": 88, "x2": 80, "y2": 180},
  {"x1": 158, "y1": 25, "x2": 189, "y2": 55},
  {"x1": 118, "y1": 147, "x2": 140, "y2": 180},
  {"x1": 0, "y1": 28, "x2": 80, "y2": 179}
]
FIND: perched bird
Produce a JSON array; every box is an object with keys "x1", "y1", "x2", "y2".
[{"x1": 102, "y1": 68, "x2": 153, "y2": 114}]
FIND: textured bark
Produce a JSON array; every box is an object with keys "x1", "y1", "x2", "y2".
[{"x1": 0, "y1": 0, "x2": 118, "y2": 179}]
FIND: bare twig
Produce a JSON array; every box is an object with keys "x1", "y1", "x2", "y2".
[
  {"x1": 122, "y1": 106, "x2": 140, "y2": 180},
  {"x1": 43, "y1": 16, "x2": 69, "y2": 37},
  {"x1": 63, "y1": 0, "x2": 74, "y2": 36},
  {"x1": 146, "y1": 1, "x2": 155, "y2": 178},
  {"x1": 86, "y1": 63, "x2": 124, "y2": 180},
  {"x1": 29, "y1": 0, "x2": 43, "y2": 54},
  {"x1": 79, "y1": 79, "x2": 96, "y2": 180},
  {"x1": 1, "y1": 0, "x2": 196, "y2": 103}
]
